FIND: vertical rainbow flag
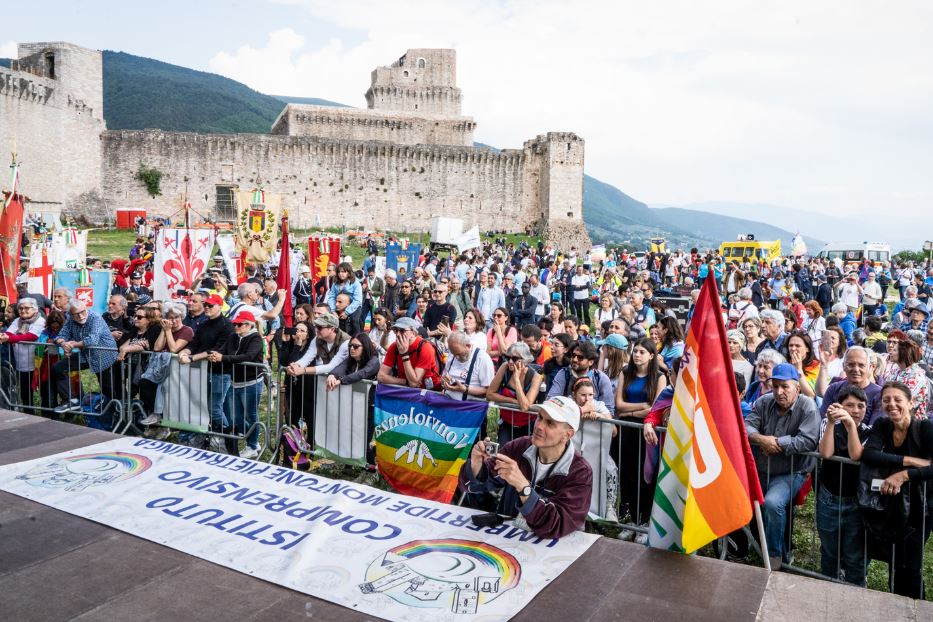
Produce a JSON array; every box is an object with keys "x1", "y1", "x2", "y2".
[
  {"x1": 791, "y1": 232, "x2": 807, "y2": 257},
  {"x1": 649, "y1": 275, "x2": 763, "y2": 554},
  {"x1": 374, "y1": 385, "x2": 487, "y2": 503}
]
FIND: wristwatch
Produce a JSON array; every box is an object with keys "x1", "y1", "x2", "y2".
[{"x1": 520, "y1": 485, "x2": 533, "y2": 497}]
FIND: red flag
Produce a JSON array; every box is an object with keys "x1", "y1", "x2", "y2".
[
  {"x1": 308, "y1": 236, "x2": 341, "y2": 282},
  {"x1": 0, "y1": 191, "x2": 25, "y2": 305},
  {"x1": 276, "y1": 216, "x2": 293, "y2": 328}
]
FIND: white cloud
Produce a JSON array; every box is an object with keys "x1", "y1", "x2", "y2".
[
  {"x1": 208, "y1": 1, "x2": 933, "y2": 229},
  {"x1": 0, "y1": 41, "x2": 17, "y2": 58}
]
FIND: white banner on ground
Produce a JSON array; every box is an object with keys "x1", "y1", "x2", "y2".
[{"x1": 0, "y1": 438, "x2": 596, "y2": 621}]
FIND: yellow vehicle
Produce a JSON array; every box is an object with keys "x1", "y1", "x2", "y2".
[
  {"x1": 648, "y1": 237, "x2": 666, "y2": 254},
  {"x1": 719, "y1": 236, "x2": 781, "y2": 263}
]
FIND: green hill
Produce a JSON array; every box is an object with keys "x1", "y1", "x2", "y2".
[{"x1": 82, "y1": 50, "x2": 819, "y2": 250}]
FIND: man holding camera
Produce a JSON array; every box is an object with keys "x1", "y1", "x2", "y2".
[{"x1": 458, "y1": 395, "x2": 593, "y2": 539}]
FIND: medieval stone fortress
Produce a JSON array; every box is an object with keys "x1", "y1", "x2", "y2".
[{"x1": 1, "y1": 42, "x2": 590, "y2": 248}]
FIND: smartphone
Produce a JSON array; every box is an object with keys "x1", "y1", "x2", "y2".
[
  {"x1": 485, "y1": 441, "x2": 500, "y2": 457},
  {"x1": 871, "y1": 478, "x2": 884, "y2": 492},
  {"x1": 176, "y1": 288, "x2": 187, "y2": 296},
  {"x1": 284, "y1": 327, "x2": 297, "y2": 336}
]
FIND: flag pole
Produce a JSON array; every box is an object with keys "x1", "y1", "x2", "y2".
[{"x1": 753, "y1": 500, "x2": 771, "y2": 571}]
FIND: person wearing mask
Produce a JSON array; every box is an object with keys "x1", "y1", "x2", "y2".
[
  {"x1": 745, "y1": 363, "x2": 820, "y2": 569},
  {"x1": 459, "y1": 395, "x2": 593, "y2": 539}
]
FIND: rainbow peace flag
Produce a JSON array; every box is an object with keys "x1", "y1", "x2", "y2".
[
  {"x1": 374, "y1": 385, "x2": 487, "y2": 503},
  {"x1": 649, "y1": 275, "x2": 764, "y2": 554}
]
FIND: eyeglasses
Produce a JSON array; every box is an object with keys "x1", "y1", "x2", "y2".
[
  {"x1": 349, "y1": 343, "x2": 362, "y2": 350},
  {"x1": 504, "y1": 355, "x2": 523, "y2": 362},
  {"x1": 570, "y1": 353, "x2": 589, "y2": 360},
  {"x1": 493, "y1": 313, "x2": 506, "y2": 318},
  {"x1": 135, "y1": 314, "x2": 147, "y2": 319}
]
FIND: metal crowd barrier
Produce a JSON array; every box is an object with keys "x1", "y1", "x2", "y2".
[{"x1": 3, "y1": 341, "x2": 273, "y2": 457}]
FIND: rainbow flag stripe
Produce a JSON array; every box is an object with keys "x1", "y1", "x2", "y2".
[
  {"x1": 66, "y1": 452, "x2": 153, "y2": 482},
  {"x1": 374, "y1": 385, "x2": 488, "y2": 504},
  {"x1": 389, "y1": 539, "x2": 521, "y2": 589}
]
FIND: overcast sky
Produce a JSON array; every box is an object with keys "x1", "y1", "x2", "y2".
[{"x1": 5, "y1": 1, "x2": 933, "y2": 242}]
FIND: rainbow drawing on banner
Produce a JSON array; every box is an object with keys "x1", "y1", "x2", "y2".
[
  {"x1": 16, "y1": 451, "x2": 153, "y2": 492},
  {"x1": 390, "y1": 539, "x2": 522, "y2": 590},
  {"x1": 360, "y1": 538, "x2": 521, "y2": 614},
  {"x1": 373, "y1": 385, "x2": 487, "y2": 503}
]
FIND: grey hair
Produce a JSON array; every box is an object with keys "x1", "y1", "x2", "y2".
[
  {"x1": 505, "y1": 342, "x2": 534, "y2": 364},
  {"x1": 738, "y1": 287, "x2": 753, "y2": 301},
  {"x1": 16, "y1": 297, "x2": 37, "y2": 310},
  {"x1": 162, "y1": 301, "x2": 187, "y2": 320},
  {"x1": 53, "y1": 287, "x2": 71, "y2": 298},
  {"x1": 831, "y1": 302, "x2": 848, "y2": 315},
  {"x1": 756, "y1": 348, "x2": 786, "y2": 367},
  {"x1": 446, "y1": 331, "x2": 471, "y2": 348},
  {"x1": 109, "y1": 294, "x2": 128, "y2": 310},
  {"x1": 759, "y1": 308, "x2": 784, "y2": 325},
  {"x1": 237, "y1": 282, "x2": 260, "y2": 299},
  {"x1": 844, "y1": 346, "x2": 870, "y2": 365}
]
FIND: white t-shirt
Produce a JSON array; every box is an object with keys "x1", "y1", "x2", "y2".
[
  {"x1": 530, "y1": 283, "x2": 550, "y2": 315},
  {"x1": 571, "y1": 274, "x2": 591, "y2": 301},
  {"x1": 443, "y1": 346, "x2": 495, "y2": 400},
  {"x1": 837, "y1": 283, "x2": 860, "y2": 308}
]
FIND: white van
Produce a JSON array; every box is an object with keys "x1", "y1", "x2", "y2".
[{"x1": 816, "y1": 241, "x2": 890, "y2": 269}]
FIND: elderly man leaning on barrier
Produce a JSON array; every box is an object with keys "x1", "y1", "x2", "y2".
[
  {"x1": 459, "y1": 396, "x2": 593, "y2": 539},
  {"x1": 745, "y1": 363, "x2": 820, "y2": 570},
  {"x1": 441, "y1": 331, "x2": 495, "y2": 401},
  {"x1": 51, "y1": 301, "x2": 121, "y2": 414}
]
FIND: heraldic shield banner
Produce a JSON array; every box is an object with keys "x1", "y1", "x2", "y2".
[{"x1": 235, "y1": 188, "x2": 281, "y2": 263}]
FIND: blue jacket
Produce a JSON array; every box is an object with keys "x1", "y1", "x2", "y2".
[
  {"x1": 839, "y1": 312, "x2": 857, "y2": 345},
  {"x1": 325, "y1": 280, "x2": 363, "y2": 315}
]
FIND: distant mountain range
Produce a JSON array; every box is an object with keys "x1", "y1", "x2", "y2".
[{"x1": 5, "y1": 50, "x2": 826, "y2": 250}]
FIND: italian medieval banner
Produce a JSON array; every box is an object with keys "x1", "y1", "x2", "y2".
[
  {"x1": 216, "y1": 234, "x2": 244, "y2": 285},
  {"x1": 28, "y1": 239, "x2": 55, "y2": 298},
  {"x1": 385, "y1": 241, "x2": 421, "y2": 277},
  {"x1": 308, "y1": 236, "x2": 341, "y2": 282},
  {"x1": 235, "y1": 188, "x2": 281, "y2": 263},
  {"x1": 0, "y1": 438, "x2": 597, "y2": 621},
  {"x1": 52, "y1": 227, "x2": 88, "y2": 270},
  {"x1": 374, "y1": 384, "x2": 487, "y2": 503},
  {"x1": 0, "y1": 191, "x2": 25, "y2": 305},
  {"x1": 153, "y1": 228, "x2": 215, "y2": 301},
  {"x1": 54, "y1": 269, "x2": 112, "y2": 316}
]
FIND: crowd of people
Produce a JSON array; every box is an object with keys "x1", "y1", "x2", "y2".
[{"x1": 4, "y1": 231, "x2": 933, "y2": 597}]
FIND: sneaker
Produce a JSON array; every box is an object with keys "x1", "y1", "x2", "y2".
[
  {"x1": 139, "y1": 414, "x2": 160, "y2": 426},
  {"x1": 618, "y1": 528, "x2": 636, "y2": 542},
  {"x1": 239, "y1": 446, "x2": 259, "y2": 460},
  {"x1": 634, "y1": 532, "x2": 649, "y2": 545},
  {"x1": 53, "y1": 398, "x2": 80, "y2": 414},
  {"x1": 153, "y1": 427, "x2": 171, "y2": 440},
  {"x1": 209, "y1": 436, "x2": 227, "y2": 454}
]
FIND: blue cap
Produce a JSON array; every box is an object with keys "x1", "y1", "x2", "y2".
[
  {"x1": 769, "y1": 363, "x2": 800, "y2": 382},
  {"x1": 597, "y1": 333, "x2": 629, "y2": 351}
]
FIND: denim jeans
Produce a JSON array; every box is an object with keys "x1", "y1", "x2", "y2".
[
  {"x1": 209, "y1": 374, "x2": 232, "y2": 431},
  {"x1": 230, "y1": 381, "x2": 263, "y2": 449},
  {"x1": 815, "y1": 485, "x2": 866, "y2": 585},
  {"x1": 762, "y1": 472, "x2": 807, "y2": 561}
]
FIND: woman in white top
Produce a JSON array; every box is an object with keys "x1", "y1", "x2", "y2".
[
  {"x1": 594, "y1": 295, "x2": 618, "y2": 338},
  {"x1": 801, "y1": 301, "x2": 826, "y2": 344},
  {"x1": 462, "y1": 307, "x2": 488, "y2": 352},
  {"x1": 726, "y1": 330, "x2": 754, "y2": 387},
  {"x1": 368, "y1": 307, "x2": 396, "y2": 358}
]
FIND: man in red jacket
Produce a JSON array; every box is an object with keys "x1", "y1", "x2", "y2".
[{"x1": 459, "y1": 395, "x2": 593, "y2": 539}]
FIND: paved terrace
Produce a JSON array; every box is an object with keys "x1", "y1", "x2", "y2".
[{"x1": 1, "y1": 410, "x2": 930, "y2": 621}]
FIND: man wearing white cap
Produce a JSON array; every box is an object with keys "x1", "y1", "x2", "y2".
[
  {"x1": 459, "y1": 395, "x2": 593, "y2": 539},
  {"x1": 294, "y1": 265, "x2": 314, "y2": 306}
]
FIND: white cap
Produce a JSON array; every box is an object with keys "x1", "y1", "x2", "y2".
[{"x1": 534, "y1": 396, "x2": 581, "y2": 432}]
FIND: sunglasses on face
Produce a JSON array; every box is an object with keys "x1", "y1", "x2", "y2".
[
  {"x1": 504, "y1": 355, "x2": 523, "y2": 362},
  {"x1": 349, "y1": 343, "x2": 362, "y2": 350},
  {"x1": 570, "y1": 353, "x2": 588, "y2": 360},
  {"x1": 203, "y1": 303, "x2": 215, "y2": 308},
  {"x1": 493, "y1": 313, "x2": 506, "y2": 318}
]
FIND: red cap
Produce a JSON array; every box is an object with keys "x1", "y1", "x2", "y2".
[
  {"x1": 205, "y1": 294, "x2": 224, "y2": 306},
  {"x1": 231, "y1": 310, "x2": 257, "y2": 325}
]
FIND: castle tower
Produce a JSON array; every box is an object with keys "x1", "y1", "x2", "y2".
[
  {"x1": 535, "y1": 132, "x2": 591, "y2": 250},
  {"x1": 365, "y1": 49, "x2": 462, "y2": 117}
]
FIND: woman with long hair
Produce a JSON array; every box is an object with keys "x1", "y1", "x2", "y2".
[
  {"x1": 614, "y1": 338, "x2": 667, "y2": 536},
  {"x1": 654, "y1": 315, "x2": 684, "y2": 374},
  {"x1": 326, "y1": 332, "x2": 380, "y2": 388},
  {"x1": 542, "y1": 332, "x2": 573, "y2": 390},
  {"x1": 785, "y1": 330, "x2": 820, "y2": 398},
  {"x1": 278, "y1": 320, "x2": 314, "y2": 432},
  {"x1": 880, "y1": 330, "x2": 928, "y2": 416},
  {"x1": 727, "y1": 329, "x2": 754, "y2": 387},
  {"x1": 368, "y1": 307, "x2": 395, "y2": 358},
  {"x1": 548, "y1": 302, "x2": 566, "y2": 335},
  {"x1": 461, "y1": 307, "x2": 487, "y2": 351},
  {"x1": 599, "y1": 333, "x2": 630, "y2": 395},
  {"x1": 487, "y1": 306, "x2": 518, "y2": 365},
  {"x1": 325, "y1": 262, "x2": 364, "y2": 328},
  {"x1": 861, "y1": 381, "x2": 933, "y2": 598}
]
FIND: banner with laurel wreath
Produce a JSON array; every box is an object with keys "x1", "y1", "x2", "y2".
[{"x1": 235, "y1": 188, "x2": 281, "y2": 263}]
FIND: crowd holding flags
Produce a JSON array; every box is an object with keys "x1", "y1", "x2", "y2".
[{"x1": 649, "y1": 274, "x2": 765, "y2": 557}]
